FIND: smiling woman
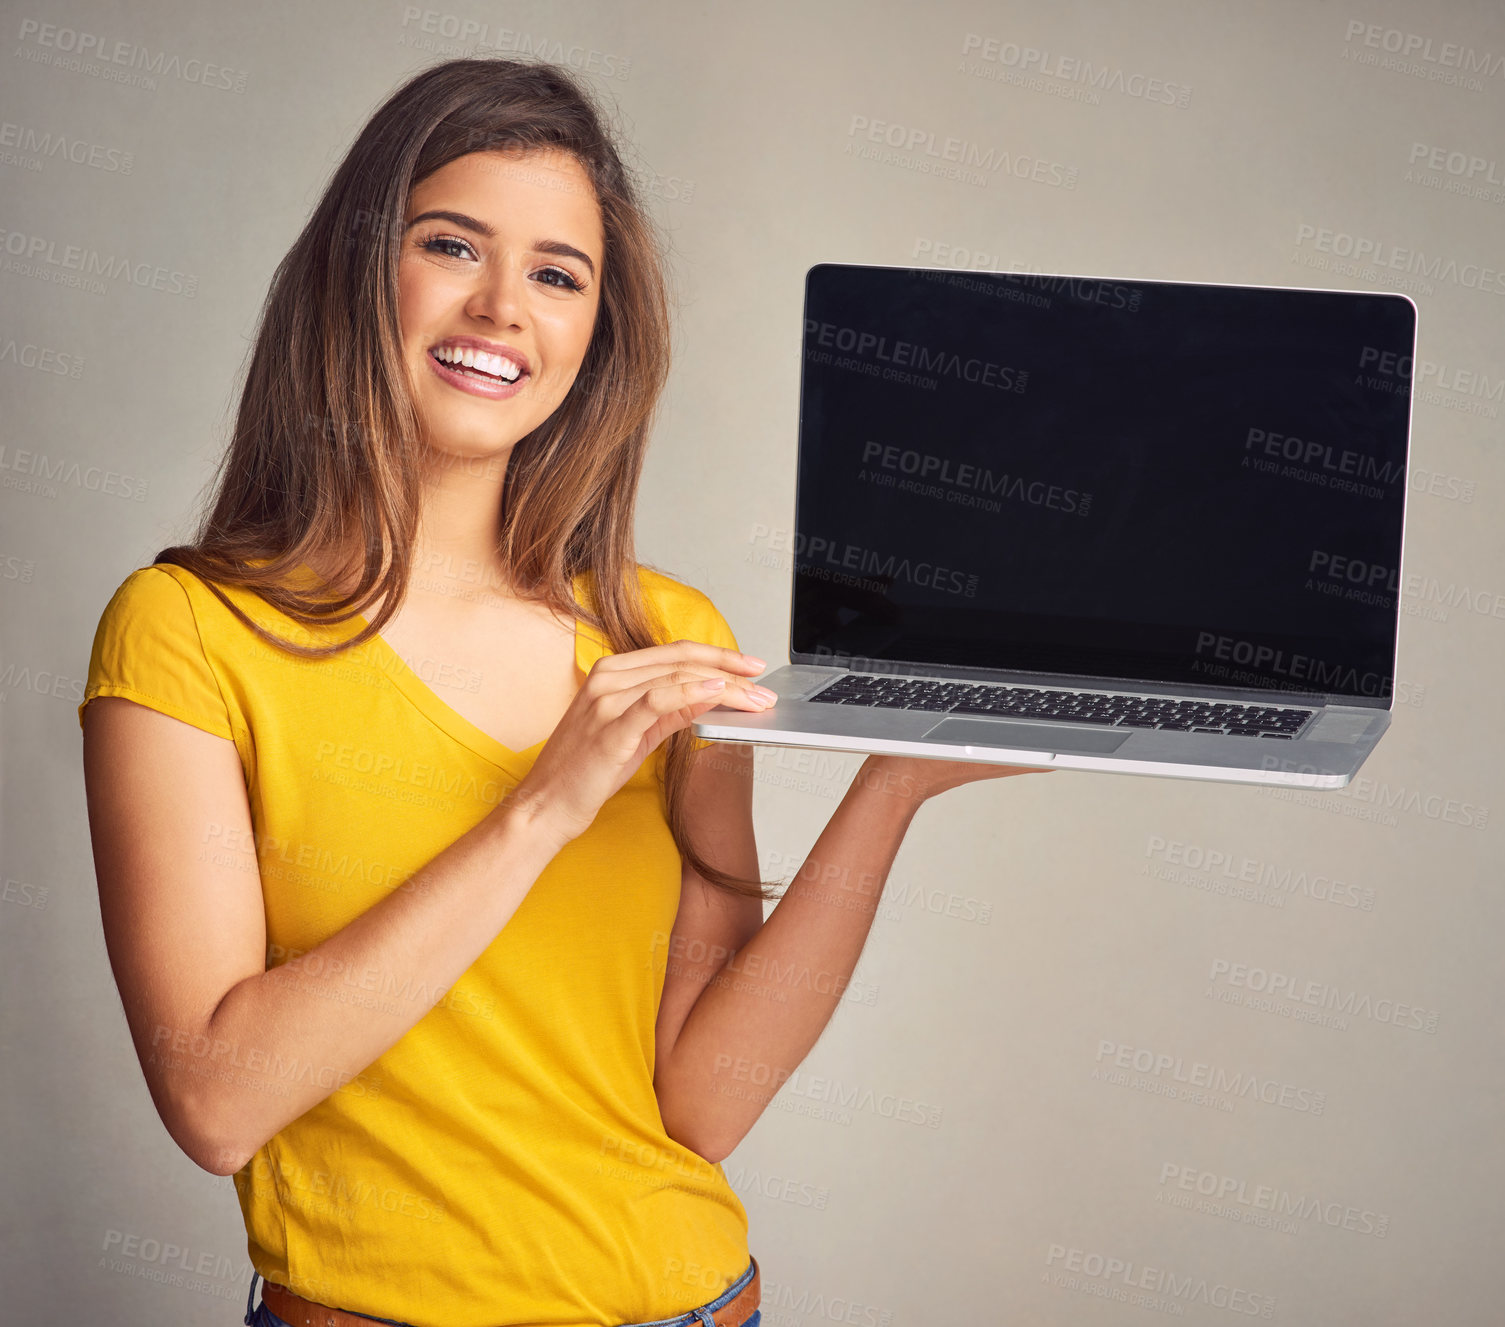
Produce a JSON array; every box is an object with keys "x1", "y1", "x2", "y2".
[
  {"x1": 400, "y1": 153, "x2": 602, "y2": 425},
  {"x1": 76, "y1": 56, "x2": 782, "y2": 1327}
]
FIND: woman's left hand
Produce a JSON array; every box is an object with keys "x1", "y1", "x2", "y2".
[{"x1": 855, "y1": 752, "x2": 1055, "y2": 805}]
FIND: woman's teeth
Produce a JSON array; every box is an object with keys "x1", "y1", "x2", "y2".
[{"x1": 430, "y1": 345, "x2": 523, "y2": 382}]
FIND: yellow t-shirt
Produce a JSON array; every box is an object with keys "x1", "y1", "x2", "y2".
[{"x1": 78, "y1": 561, "x2": 752, "y2": 1327}]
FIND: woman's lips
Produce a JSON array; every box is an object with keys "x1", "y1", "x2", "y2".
[{"x1": 426, "y1": 348, "x2": 531, "y2": 400}]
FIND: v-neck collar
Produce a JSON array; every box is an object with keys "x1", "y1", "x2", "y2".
[{"x1": 295, "y1": 564, "x2": 610, "y2": 776}]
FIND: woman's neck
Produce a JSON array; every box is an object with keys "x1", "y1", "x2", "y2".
[{"x1": 300, "y1": 540, "x2": 521, "y2": 606}]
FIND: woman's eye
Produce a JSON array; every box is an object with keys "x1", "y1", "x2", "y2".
[
  {"x1": 420, "y1": 235, "x2": 474, "y2": 260},
  {"x1": 535, "y1": 266, "x2": 585, "y2": 292},
  {"x1": 416, "y1": 237, "x2": 585, "y2": 292}
]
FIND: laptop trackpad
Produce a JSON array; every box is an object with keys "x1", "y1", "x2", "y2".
[{"x1": 923, "y1": 717, "x2": 1132, "y2": 755}]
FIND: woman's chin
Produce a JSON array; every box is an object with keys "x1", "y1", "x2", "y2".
[{"x1": 416, "y1": 434, "x2": 520, "y2": 473}]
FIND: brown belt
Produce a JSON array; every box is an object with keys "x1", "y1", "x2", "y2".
[{"x1": 260, "y1": 1256, "x2": 760, "y2": 1327}]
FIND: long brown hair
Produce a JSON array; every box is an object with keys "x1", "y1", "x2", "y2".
[{"x1": 155, "y1": 56, "x2": 778, "y2": 900}]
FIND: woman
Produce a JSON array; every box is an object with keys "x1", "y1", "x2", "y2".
[{"x1": 78, "y1": 56, "x2": 1045, "y2": 1327}]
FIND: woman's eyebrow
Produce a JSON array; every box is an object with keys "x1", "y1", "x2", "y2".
[{"x1": 404, "y1": 209, "x2": 596, "y2": 279}]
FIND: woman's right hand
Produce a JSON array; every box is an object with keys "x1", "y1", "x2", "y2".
[{"x1": 507, "y1": 641, "x2": 775, "y2": 845}]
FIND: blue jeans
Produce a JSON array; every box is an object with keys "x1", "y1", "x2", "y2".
[{"x1": 244, "y1": 1259, "x2": 762, "y2": 1327}]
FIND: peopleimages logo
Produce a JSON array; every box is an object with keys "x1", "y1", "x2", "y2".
[
  {"x1": 844, "y1": 115, "x2": 1078, "y2": 189},
  {"x1": 0, "y1": 120, "x2": 134, "y2": 173},
  {"x1": 1244, "y1": 427, "x2": 1403, "y2": 486},
  {"x1": 1306, "y1": 550, "x2": 1396, "y2": 605},
  {"x1": 1144, "y1": 834, "x2": 1376, "y2": 911},
  {"x1": 805, "y1": 317, "x2": 1027, "y2": 392},
  {"x1": 960, "y1": 34, "x2": 1193, "y2": 107},
  {"x1": 15, "y1": 18, "x2": 249, "y2": 92},
  {"x1": 724, "y1": 1164, "x2": 831, "y2": 1211},
  {"x1": 0, "y1": 227, "x2": 198, "y2": 297},
  {"x1": 712, "y1": 1055, "x2": 944, "y2": 1128},
  {"x1": 1295, "y1": 222, "x2": 1505, "y2": 295},
  {"x1": 1094, "y1": 1039, "x2": 1326, "y2": 1114},
  {"x1": 1343, "y1": 19, "x2": 1505, "y2": 81},
  {"x1": 795, "y1": 532, "x2": 979, "y2": 598},
  {"x1": 1158, "y1": 1164, "x2": 1390, "y2": 1238},
  {"x1": 101, "y1": 1228, "x2": 250, "y2": 1283},
  {"x1": 1207, "y1": 958, "x2": 1439, "y2": 1034},
  {"x1": 396, "y1": 8, "x2": 633, "y2": 80},
  {"x1": 1408, "y1": 142, "x2": 1505, "y2": 184},
  {"x1": 914, "y1": 262, "x2": 1144, "y2": 314},
  {"x1": 0, "y1": 443, "x2": 148, "y2": 500},
  {"x1": 1360, "y1": 344, "x2": 1503, "y2": 413},
  {"x1": 862, "y1": 441, "x2": 1089, "y2": 517},
  {"x1": 1259, "y1": 773, "x2": 1489, "y2": 831},
  {"x1": 148, "y1": 1024, "x2": 383, "y2": 1098},
  {"x1": 0, "y1": 338, "x2": 85, "y2": 378},
  {"x1": 1043, "y1": 1243, "x2": 1276, "y2": 1317},
  {"x1": 1193, "y1": 630, "x2": 1397, "y2": 699}
]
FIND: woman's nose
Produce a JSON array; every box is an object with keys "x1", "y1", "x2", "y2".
[{"x1": 465, "y1": 251, "x2": 528, "y2": 327}]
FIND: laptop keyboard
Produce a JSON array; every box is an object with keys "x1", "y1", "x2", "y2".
[{"x1": 807, "y1": 673, "x2": 1313, "y2": 738}]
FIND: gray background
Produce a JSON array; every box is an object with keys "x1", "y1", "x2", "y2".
[{"x1": 3, "y1": 1, "x2": 1502, "y2": 1322}]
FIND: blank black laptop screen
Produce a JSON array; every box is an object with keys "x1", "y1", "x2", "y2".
[{"x1": 791, "y1": 264, "x2": 1416, "y2": 706}]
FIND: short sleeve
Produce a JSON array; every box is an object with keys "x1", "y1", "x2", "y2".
[{"x1": 77, "y1": 566, "x2": 236, "y2": 740}]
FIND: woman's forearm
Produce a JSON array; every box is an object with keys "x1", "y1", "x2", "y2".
[
  {"x1": 655, "y1": 758, "x2": 925, "y2": 1162},
  {"x1": 174, "y1": 795, "x2": 567, "y2": 1176}
]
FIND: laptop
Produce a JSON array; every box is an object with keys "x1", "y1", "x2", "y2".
[{"x1": 691, "y1": 262, "x2": 1418, "y2": 789}]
